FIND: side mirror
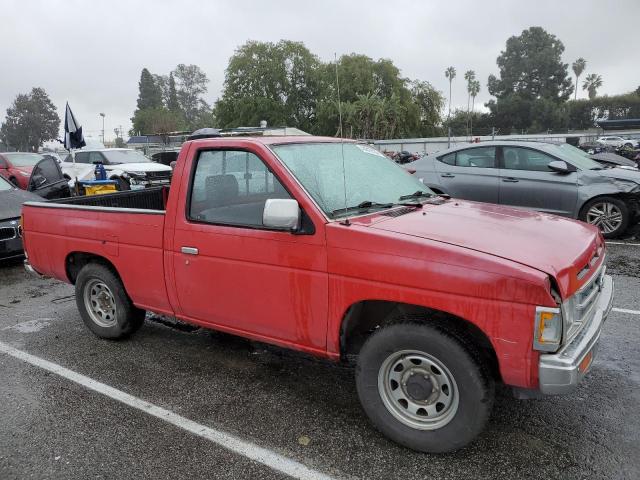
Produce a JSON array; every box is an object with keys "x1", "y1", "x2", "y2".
[
  {"x1": 263, "y1": 198, "x2": 300, "y2": 231},
  {"x1": 548, "y1": 160, "x2": 572, "y2": 174}
]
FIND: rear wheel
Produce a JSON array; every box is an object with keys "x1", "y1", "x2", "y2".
[
  {"x1": 580, "y1": 196, "x2": 629, "y2": 238},
  {"x1": 8, "y1": 177, "x2": 19, "y2": 187},
  {"x1": 356, "y1": 323, "x2": 494, "y2": 453},
  {"x1": 75, "y1": 263, "x2": 145, "y2": 339}
]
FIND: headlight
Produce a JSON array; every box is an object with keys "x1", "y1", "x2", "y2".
[
  {"x1": 533, "y1": 306, "x2": 562, "y2": 352},
  {"x1": 127, "y1": 171, "x2": 147, "y2": 177}
]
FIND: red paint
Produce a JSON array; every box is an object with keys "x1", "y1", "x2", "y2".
[
  {"x1": 22, "y1": 136, "x2": 604, "y2": 390},
  {"x1": 0, "y1": 153, "x2": 34, "y2": 189}
]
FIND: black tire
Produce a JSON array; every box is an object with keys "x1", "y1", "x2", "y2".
[
  {"x1": 75, "y1": 263, "x2": 145, "y2": 339},
  {"x1": 579, "y1": 196, "x2": 630, "y2": 239},
  {"x1": 356, "y1": 323, "x2": 494, "y2": 453},
  {"x1": 8, "y1": 177, "x2": 19, "y2": 187}
]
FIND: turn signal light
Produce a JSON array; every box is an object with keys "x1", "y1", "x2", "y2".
[{"x1": 533, "y1": 307, "x2": 562, "y2": 352}]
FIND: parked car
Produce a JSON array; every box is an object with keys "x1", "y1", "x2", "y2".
[
  {"x1": 411, "y1": 141, "x2": 640, "y2": 238},
  {"x1": 0, "y1": 152, "x2": 47, "y2": 189},
  {"x1": 23, "y1": 135, "x2": 613, "y2": 453},
  {"x1": 590, "y1": 151, "x2": 639, "y2": 169},
  {"x1": 61, "y1": 148, "x2": 173, "y2": 190},
  {"x1": 596, "y1": 136, "x2": 637, "y2": 149},
  {"x1": 0, "y1": 175, "x2": 41, "y2": 260}
]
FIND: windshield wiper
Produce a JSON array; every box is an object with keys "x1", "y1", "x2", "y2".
[
  {"x1": 398, "y1": 190, "x2": 434, "y2": 201},
  {"x1": 331, "y1": 201, "x2": 394, "y2": 217}
]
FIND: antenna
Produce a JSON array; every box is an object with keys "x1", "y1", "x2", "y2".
[{"x1": 335, "y1": 53, "x2": 350, "y2": 226}]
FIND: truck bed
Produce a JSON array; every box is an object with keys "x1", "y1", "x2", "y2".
[
  {"x1": 51, "y1": 186, "x2": 168, "y2": 211},
  {"x1": 22, "y1": 185, "x2": 172, "y2": 315}
]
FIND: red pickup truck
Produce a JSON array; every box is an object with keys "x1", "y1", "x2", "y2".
[{"x1": 22, "y1": 135, "x2": 614, "y2": 453}]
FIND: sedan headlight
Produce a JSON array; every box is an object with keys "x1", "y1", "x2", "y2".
[
  {"x1": 533, "y1": 306, "x2": 562, "y2": 352},
  {"x1": 126, "y1": 171, "x2": 147, "y2": 177}
]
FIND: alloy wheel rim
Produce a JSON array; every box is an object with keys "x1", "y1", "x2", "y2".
[
  {"x1": 377, "y1": 350, "x2": 459, "y2": 430},
  {"x1": 586, "y1": 202, "x2": 623, "y2": 234},
  {"x1": 84, "y1": 279, "x2": 117, "y2": 328}
]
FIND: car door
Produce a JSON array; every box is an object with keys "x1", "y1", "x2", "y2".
[
  {"x1": 171, "y1": 146, "x2": 329, "y2": 352},
  {"x1": 27, "y1": 157, "x2": 71, "y2": 199},
  {"x1": 498, "y1": 146, "x2": 578, "y2": 216},
  {"x1": 432, "y1": 146, "x2": 500, "y2": 203}
]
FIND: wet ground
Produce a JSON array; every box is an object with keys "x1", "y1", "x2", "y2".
[{"x1": 1, "y1": 242, "x2": 639, "y2": 480}]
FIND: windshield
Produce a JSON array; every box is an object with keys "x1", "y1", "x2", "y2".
[
  {"x1": 551, "y1": 144, "x2": 602, "y2": 170},
  {"x1": 272, "y1": 142, "x2": 433, "y2": 219},
  {"x1": 4, "y1": 153, "x2": 44, "y2": 167},
  {"x1": 102, "y1": 150, "x2": 151, "y2": 164},
  {"x1": 0, "y1": 175, "x2": 13, "y2": 191}
]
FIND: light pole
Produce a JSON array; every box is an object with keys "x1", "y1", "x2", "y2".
[{"x1": 99, "y1": 113, "x2": 106, "y2": 145}]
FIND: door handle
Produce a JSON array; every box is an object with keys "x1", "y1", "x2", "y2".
[
  {"x1": 502, "y1": 177, "x2": 519, "y2": 183},
  {"x1": 181, "y1": 246, "x2": 199, "y2": 255},
  {"x1": 441, "y1": 173, "x2": 455, "y2": 178}
]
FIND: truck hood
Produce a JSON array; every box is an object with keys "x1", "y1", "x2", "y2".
[
  {"x1": 366, "y1": 200, "x2": 603, "y2": 298},
  {"x1": 105, "y1": 162, "x2": 172, "y2": 173}
]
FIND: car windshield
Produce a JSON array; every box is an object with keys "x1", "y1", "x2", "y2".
[
  {"x1": 0, "y1": 175, "x2": 13, "y2": 191},
  {"x1": 549, "y1": 144, "x2": 602, "y2": 170},
  {"x1": 4, "y1": 153, "x2": 44, "y2": 167},
  {"x1": 102, "y1": 150, "x2": 151, "y2": 164},
  {"x1": 272, "y1": 142, "x2": 433, "y2": 219}
]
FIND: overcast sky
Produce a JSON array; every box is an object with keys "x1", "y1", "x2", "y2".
[{"x1": 1, "y1": 0, "x2": 639, "y2": 142}]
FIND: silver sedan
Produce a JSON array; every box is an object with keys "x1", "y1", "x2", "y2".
[{"x1": 410, "y1": 141, "x2": 640, "y2": 238}]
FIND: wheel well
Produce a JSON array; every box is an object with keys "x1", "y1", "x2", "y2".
[
  {"x1": 65, "y1": 252, "x2": 121, "y2": 285},
  {"x1": 340, "y1": 300, "x2": 500, "y2": 380}
]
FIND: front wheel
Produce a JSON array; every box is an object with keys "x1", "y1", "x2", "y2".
[
  {"x1": 75, "y1": 263, "x2": 145, "y2": 339},
  {"x1": 356, "y1": 323, "x2": 494, "y2": 453},
  {"x1": 579, "y1": 196, "x2": 629, "y2": 238}
]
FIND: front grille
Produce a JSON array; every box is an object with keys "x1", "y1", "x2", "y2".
[
  {"x1": 0, "y1": 226, "x2": 17, "y2": 241},
  {"x1": 563, "y1": 261, "x2": 606, "y2": 342}
]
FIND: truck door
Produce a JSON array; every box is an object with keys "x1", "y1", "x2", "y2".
[{"x1": 171, "y1": 147, "x2": 329, "y2": 352}]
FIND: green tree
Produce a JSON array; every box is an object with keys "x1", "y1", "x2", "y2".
[
  {"x1": 214, "y1": 40, "x2": 320, "y2": 131},
  {"x1": 444, "y1": 66, "x2": 456, "y2": 118},
  {"x1": 136, "y1": 68, "x2": 163, "y2": 110},
  {"x1": 172, "y1": 64, "x2": 210, "y2": 129},
  {"x1": 572, "y1": 58, "x2": 587, "y2": 100},
  {"x1": 167, "y1": 73, "x2": 181, "y2": 113},
  {"x1": 487, "y1": 27, "x2": 573, "y2": 131},
  {"x1": 583, "y1": 73, "x2": 603, "y2": 100},
  {"x1": 464, "y1": 70, "x2": 475, "y2": 133},
  {"x1": 130, "y1": 107, "x2": 184, "y2": 135},
  {"x1": 469, "y1": 80, "x2": 481, "y2": 135},
  {"x1": 0, "y1": 87, "x2": 60, "y2": 151},
  {"x1": 409, "y1": 80, "x2": 444, "y2": 137}
]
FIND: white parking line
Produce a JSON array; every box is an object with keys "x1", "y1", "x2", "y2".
[
  {"x1": 605, "y1": 241, "x2": 640, "y2": 246},
  {"x1": 0, "y1": 341, "x2": 337, "y2": 480},
  {"x1": 612, "y1": 307, "x2": 640, "y2": 315}
]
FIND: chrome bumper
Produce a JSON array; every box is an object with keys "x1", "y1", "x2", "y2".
[{"x1": 538, "y1": 274, "x2": 613, "y2": 394}]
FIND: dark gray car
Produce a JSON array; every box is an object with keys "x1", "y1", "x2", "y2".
[{"x1": 410, "y1": 141, "x2": 640, "y2": 238}]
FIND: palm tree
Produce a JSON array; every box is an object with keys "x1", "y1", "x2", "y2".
[
  {"x1": 445, "y1": 66, "x2": 456, "y2": 118},
  {"x1": 469, "y1": 80, "x2": 481, "y2": 136},
  {"x1": 583, "y1": 73, "x2": 603, "y2": 100},
  {"x1": 572, "y1": 58, "x2": 587, "y2": 100},
  {"x1": 464, "y1": 70, "x2": 475, "y2": 134}
]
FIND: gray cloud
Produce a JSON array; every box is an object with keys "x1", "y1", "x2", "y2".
[{"x1": 1, "y1": 0, "x2": 639, "y2": 142}]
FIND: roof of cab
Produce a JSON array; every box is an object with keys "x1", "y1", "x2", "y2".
[{"x1": 188, "y1": 135, "x2": 355, "y2": 147}]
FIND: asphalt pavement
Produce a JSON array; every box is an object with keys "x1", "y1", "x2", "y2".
[{"x1": 0, "y1": 242, "x2": 639, "y2": 480}]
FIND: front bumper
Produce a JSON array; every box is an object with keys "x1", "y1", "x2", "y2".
[
  {"x1": 538, "y1": 274, "x2": 614, "y2": 394},
  {"x1": 0, "y1": 236, "x2": 23, "y2": 260}
]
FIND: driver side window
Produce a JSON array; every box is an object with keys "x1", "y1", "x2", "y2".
[{"x1": 503, "y1": 147, "x2": 556, "y2": 172}]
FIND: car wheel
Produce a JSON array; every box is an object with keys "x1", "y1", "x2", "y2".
[
  {"x1": 75, "y1": 263, "x2": 145, "y2": 339},
  {"x1": 112, "y1": 176, "x2": 130, "y2": 191},
  {"x1": 8, "y1": 177, "x2": 19, "y2": 188},
  {"x1": 624, "y1": 143, "x2": 634, "y2": 149},
  {"x1": 580, "y1": 197, "x2": 630, "y2": 238},
  {"x1": 356, "y1": 323, "x2": 494, "y2": 453}
]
